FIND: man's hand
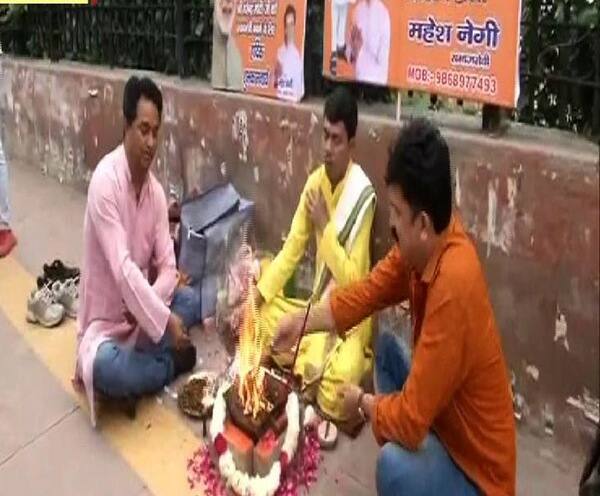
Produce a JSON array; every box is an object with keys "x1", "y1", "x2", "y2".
[
  {"x1": 274, "y1": 61, "x2": 283, "y2": 87},
  {"x1": 338, "y1": 384, "x2": 363, "y2": 419},
  {"x1": 177, "y1": 270, "x2": 191, "y2": 288},
  {"x1": 306, "y1": 189, "x2": 329, "y2": 233},
  {"x1": 338, "y1": 384, "x2": 375, "y2": 420},
  {"x1": 124, "y1": 310, "x2": 137, "y2": 328},
  {"x1": 272, "y1": 311, "x2": 305, "y2": 353},
  {"x1": 167, "y1": 312, "x2": 191, "y2": 350},
  {"x1": 349, "y1": 24, "x2": 363, "y2": 63},
  {"x1": 273, "y1": 299, "x2": 338, "y2": 354}
]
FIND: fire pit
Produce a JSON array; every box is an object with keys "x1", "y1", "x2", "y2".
[
  {"x1": 225, "y1": 369, "x2": 289, "y2": 443},
  {"x1": 207, "y1": 279, "x2": 303, "y2": 495}
]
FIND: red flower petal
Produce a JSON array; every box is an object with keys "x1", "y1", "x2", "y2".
[
  {"x1": 214, "y1": 433, "x2": 227, "y2": 456},
  {"x1": 280, "y1": 451, "x2": 289, "y2": 471}
]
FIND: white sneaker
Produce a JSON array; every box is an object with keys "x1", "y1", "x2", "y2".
[
  {"x1": 26, "y1": 285, "x2": 65, "y2": 327},
  {"x1": 52, "y1": 278, "x2": 79, "y2": 319}
]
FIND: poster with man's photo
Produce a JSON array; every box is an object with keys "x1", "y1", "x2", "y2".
[
  {"x1": 323, "y1": 0, "x2": 521, "y2": 107},
  {"x1": 211, "y1": 0, "x2": 307, "y2": 103}
]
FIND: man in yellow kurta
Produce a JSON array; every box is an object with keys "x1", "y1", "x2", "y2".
[{"x1": 256, "y1": 88, "x2": 376, "y2": 422}]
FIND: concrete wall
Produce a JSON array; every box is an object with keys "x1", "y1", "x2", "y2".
[{"x1": 1, "y1": 58, "x2": 598, "y2": 449}]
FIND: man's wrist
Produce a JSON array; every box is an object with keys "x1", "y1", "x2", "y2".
[
  {"x1": 314, "y1": 217, "x2": 327, "y2": 234},
  {"x1": 167, "y1": 312, "x2": 182, "y2": 334},
  {"x1": 166, "y1": 312, "x2": 175, "y2": 333},
  {"x1": 359, "y1": 392, "x2": 374, "y2": 420},
  {"x1": 305, "y1": 299, "x2": 337, "y2": 336}
]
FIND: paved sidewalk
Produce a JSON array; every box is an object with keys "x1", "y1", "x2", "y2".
[{"x1": 0, "y1": 162, "x2": 587, "y2": 496}]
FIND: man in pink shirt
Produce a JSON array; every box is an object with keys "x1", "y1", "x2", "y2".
[{"x1": 76, "y1": 76, "x2": 196, "y2": 426}]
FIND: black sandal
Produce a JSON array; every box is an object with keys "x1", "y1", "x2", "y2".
[{"x1": 43, "y1": 259, "x2": 80, "y2": 282}]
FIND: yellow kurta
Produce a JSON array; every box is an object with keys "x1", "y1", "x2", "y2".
[{"x1": 257, "y1": 163, "x2": 375, "y2": 421}]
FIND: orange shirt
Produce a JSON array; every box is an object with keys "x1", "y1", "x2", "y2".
[{"x1": 330, "y1": 216, "x2": 516, "y2": 496}]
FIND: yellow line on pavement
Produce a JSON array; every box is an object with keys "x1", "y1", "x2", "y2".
[{"x1": 0, "y1": 255, "x2": 203, "y2": 496}]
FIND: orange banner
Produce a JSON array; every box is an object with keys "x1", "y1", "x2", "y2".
[
  {"x1": 323, "y1": 0, "x2": 521, "y2": 108},
  {"x1": 212, "y1": 0, "x2": 307, "y2": 103}
]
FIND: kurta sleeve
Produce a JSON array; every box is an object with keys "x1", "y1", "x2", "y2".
[
  {"x1": 150, "y1": 184, "x2": 178, "y2": 306},
  {"x1": 330, "y1": 245, "x2": 410, "y2": 335},
  {"x1": 87, "y1": 180, "x2": 170, "y2": 343}
]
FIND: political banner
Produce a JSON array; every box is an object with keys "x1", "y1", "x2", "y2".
[
  {"x1": 323, "y1": 0, "x2": 521, "y2": 107},
  {"x1": 212, "y1": 0, "x2": 307, "y2": 103}
]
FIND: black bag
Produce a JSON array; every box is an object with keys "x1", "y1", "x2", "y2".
[{"x1": 178, "y1": 183, "x2": 254, "y2": 320}]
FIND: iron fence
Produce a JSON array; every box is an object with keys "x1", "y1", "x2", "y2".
[{"x1": 0, "y1": 0, "x2": 598, "y2": 137}]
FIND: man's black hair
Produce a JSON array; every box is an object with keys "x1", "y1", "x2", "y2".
[
  {"x1": 324, "y1": 86, "x2": 358, "y2": 140},
  {"x1": 386, "y1": 118, "x2": 452, "y2": 234},
  {"x1": 123, "y1": 76, "x2": 163, "y2": 126},
  {"x1": 284, "y1": 4, "x2": 296, "y2": 24}
]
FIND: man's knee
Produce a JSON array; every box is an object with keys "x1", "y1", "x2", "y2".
[
  {"x1": 375, "y1": 328, "x2": 398, "y2": 355},
  {"x1": 376, "y1": 328, "x2": 411, "y2": 363},
  {"x1": 376, "y1": 442, "x2": 415, "y2": 495},
  {"x1": 171, "y1": 286, "x2": 201, "y2": 329},
  {"x1": 94, "y1": 343, "x2": 127, "y2": 396}
]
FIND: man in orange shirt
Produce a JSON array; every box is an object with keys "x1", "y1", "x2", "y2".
[{"x1": 273, "y1": 119, "x2": 516, "y2": 495}]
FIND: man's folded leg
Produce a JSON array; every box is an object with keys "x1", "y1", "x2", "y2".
[
  {"x1": 374, "y1": 328, "x2": 479, "y2": 495},
  {"x1": 312, "y1": 329, "x2": 372, "y2": 423},
  {"x1": 376, "y1": 434, "x2": 480, "y2": 496},
  {"x1": 93, "y1": 339, "x2": 175, "y2": 400}
]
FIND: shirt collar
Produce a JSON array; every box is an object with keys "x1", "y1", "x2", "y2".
[{"x1": 421, "y1": 214, "x2": 457, "y2": 284}]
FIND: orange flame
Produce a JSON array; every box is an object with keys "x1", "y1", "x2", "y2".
[{"x1": 237, "y1": 279, "x2": 266, "y2": 419}]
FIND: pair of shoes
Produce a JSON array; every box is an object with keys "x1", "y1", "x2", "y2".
[
  {"x1": 26, "y1": 278, "x2": 79, "y2": 327},
  {"x1": 26, "y1": 284, "x2": 65, "y2": 327},
  {"x1": 51, "y1": 278, "x2": 79, "y2": 318},
  {"x1": 0, "y1": 229, "x2": 17, "y2": 258},
  {"x1": 37, "y1": 259, "x2": 80, "y2": 287}
]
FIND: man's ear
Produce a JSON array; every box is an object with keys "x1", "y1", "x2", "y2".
[
  {"x1": 348, "y1": 136, "x2": 356, "y2": 151},
  {"x1": 419, "y1": 211, "x2": 433, "y2": 241}
]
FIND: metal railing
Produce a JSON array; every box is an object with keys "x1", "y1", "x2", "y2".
[{"x1": 0, "y1": 0, "x2": 598, "y2": 138}]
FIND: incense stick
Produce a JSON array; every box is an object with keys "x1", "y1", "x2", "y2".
[{"x1": 289, "y1": 301, "x2": 312, "y2": 386}]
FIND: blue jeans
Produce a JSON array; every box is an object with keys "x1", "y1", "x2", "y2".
[
  {"x1": 375, "y1": 330, "x2": 480, "y2": 496},
  {"x1": 171, "y1": 284, "x2": 202, "y2": 329},
  {"x1": 93, "y1": 286, "x2": 200, "y2": 399}
]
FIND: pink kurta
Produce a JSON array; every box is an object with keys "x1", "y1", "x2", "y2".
[{"x1": 75, "y1": 144, "x2": 177, "y2": 426}]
